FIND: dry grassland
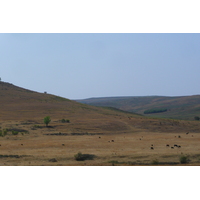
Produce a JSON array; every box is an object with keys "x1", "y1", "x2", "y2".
[
  {"x1": 1, "y1": 82, "x2": 200, "y2": 166},
  {"x1": 0, "y1": 116, "x2": 200, "y2": 166}
]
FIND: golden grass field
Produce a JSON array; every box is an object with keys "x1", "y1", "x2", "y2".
[{"x1": 0, "y1": 82, "x2": 200, "y2": 166}]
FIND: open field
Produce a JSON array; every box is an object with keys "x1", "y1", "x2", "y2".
[
  {"x1": 1, "y1": 81, "x2": 200, "y2": 166},
  {"x1": 0, "y1": 118, "x2": 200, "y2": 166}
]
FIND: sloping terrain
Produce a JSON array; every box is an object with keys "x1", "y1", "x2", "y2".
[
  {"x1": 77, "y1": 95, "x2": 200, "y2": 120},
  {"x1": 1, "y1": 81, "x2": 200, "y2": 166}
]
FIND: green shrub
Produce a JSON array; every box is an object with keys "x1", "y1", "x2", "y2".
[
  {"x1": 74, "y1": 152, "x2": 84, "y2": 161},
  {"x1": 74, "y1": 152, "x2": 95, "y2": 161},
  {"x1": 12, "y1": 130, "x2": 19, "y2": 135},
  {"x1": 61, "y1": 119, "x2": 70, "y2": 123},
  {"x1": 180, "y1": 155, "x2": 189, "y2": 164},
  {"x1": 3, "y1": 129, "x2": 7, "y2": 136},
  {"x1": 44, "y1": 116, "x2": 51, "y2": 127}
]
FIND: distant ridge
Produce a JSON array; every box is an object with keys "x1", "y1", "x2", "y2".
[{"x1": 76, "y1": 95, "x2": 200, "y2": 120}]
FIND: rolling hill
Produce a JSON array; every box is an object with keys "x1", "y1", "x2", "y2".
[
  {"x1": 76, "y1": 95, "x2": 200, "y2": 120},
  {"x1": 1, "y1": 81, "x2": 200, "y2": 133},
  {"x1": 1, "y1": 81, "x2": 200, "y2": 166}
]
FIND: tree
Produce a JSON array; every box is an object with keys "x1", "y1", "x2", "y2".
[{"x1": 44, "y1": 116, "x2": 51, "y2": 127}]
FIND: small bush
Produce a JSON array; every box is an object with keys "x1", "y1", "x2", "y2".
[
  {"x1": 33, "y1": 125, "x2": 43, "y2": 129},
  {"x1": 180, "y1": 155, "x2": 189, "y2": 164},
  {"x1": 74, "y1": 152, "x2": 85, "y2": 161},
  {"x1": 151, "y1": 159, "x2": 159, "y2": 165},
  {"x1": 74, "y1": 152, "x2": 95, "y2": 161},
  {"x1": 12, "y1": 131, "x2": 19, "y2": 135},
  {"x1": 61, "y1": 119, "x2": 70, "y2": 123}
]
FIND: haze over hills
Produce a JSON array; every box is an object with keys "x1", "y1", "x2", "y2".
[{"x1": 77, "y1": 95, "x2": 200, "y2": 120}]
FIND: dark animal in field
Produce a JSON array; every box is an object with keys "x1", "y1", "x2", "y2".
[
  {"x1": 111, "y1": 140, "x2": 114, "y2": 142},
  {"x1": 151, "y1": 144, "x2": 153, "y2": 146},
  {"x1": 166, "y1": 144, "x2": 169, "y2": 147},
  {"x1": 21, "y1": 144, "x2": 23, "y2": 146},
  {"x1": 62, "y1": 144, "x2": 65, "y2": 146},
  {"x1": 178, "y1": 145, "x2": 181, "y2": 148},
  {"x1": 174, "y1": 144, "x2": 178, "y2": 147},
  {"x1": 99, "y1": 137, "x2": 101, "y2": 138},
  {"x1": 171, "y1": 147, "x2": 174, "y2": 149},
  {"x1": 108, "y1": 141, "x2": 110, "y2": 142},
  {"x1": 186, "y1": 132, "x2": 189, "y2": 135},
  {"x1": 178, "y1": 136, "x2": 181, "y2": 138},
  {"x1": 150, "y1": 147, "x2": 154, "y2": 150}
]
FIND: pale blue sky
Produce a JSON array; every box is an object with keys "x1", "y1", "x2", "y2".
[{"x1": 0, "y1": 33, "x2": 200, "y2": 99}]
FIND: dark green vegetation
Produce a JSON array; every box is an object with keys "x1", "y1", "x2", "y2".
[
  {"x1": 144, "y1": 108, "x2": 167, "y2": 114},
  {"x1": 74, "y1": 152, "x2": 96, "y2": 161},
  {"x1": 179, "y1": 155, "x2": 189, "y2": 164},
  {"x1": 77, "y1": 95, "x2": 200, "y2": 120}
]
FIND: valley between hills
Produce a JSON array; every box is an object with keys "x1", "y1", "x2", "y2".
[{"x1": 1, "y1": 81, "x2": 200, "y2": 166}]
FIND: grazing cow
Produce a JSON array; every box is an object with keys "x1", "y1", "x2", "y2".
[
  {"x1": 174, "y1": 144, "x2": 178, "y2": 147},
  {"x1": 139, "y1": 138, "x2": 141, "y2": 140},
  {"x1": 178, "y1": 136, "x2": 181, "y2": 138},
  {"x1": 151, "y1": 144, "x2": 153, "y2": 146},
  {"x1": 62, "y1": 144, "x2": 65, "y2": 146},
  {"x1": 99, "y1": 137, "x2": 101, "y2": 139},
  {"x1": 166, "y1": 144, "x2": 169, "y2": 147},
  {"x1": 111, "y1": 140, "x2": 114, "y2": 142},
  {"x1": 186, "y1": 132, "x2": 189, "y2": 135},
  {"x1": 178, "y1": 145, "x2": 181, "y2": 148},
  {"x1": 171, "y1": 147, "x2": 174, "y2": 149},
  {"x1": 150, "y1": 147, "x2": 154, "y2": 150},
  {"x1": 21, "y1": 144, "x2": 23, "y2": 146}
]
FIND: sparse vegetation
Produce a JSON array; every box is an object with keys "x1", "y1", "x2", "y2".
[
  {"x1": 0, "y1": 129, "x2": 8, "y2": 137},
  {"x1": 61, "y1": 119, "x2": 70, "y2": 123},
  {"x1": 74, "y1": 152, "x2": 95, "y2": 161},
  {"x1": 180, "y1": 155, "x2": 189, "y2": 164},
  {"x1": 44, "y1": 116, "x2": 51, "y2": 127},
  {"x1": 151, "y1": 159, "x2": 159, "y2": 165}
]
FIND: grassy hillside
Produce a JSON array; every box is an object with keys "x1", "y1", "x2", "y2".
[
  {"x1": 1, "y1": 82, "x2": 200, "y2": 166},
  {"x1": 77, "y1": 95, "x2": 200, "y2": 120}
]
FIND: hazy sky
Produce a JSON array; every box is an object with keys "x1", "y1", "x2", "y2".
[{"x1": 0, "y1": 33, "x2": 200, "y2": 99}]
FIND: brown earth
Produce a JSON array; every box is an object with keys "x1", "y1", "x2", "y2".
[{"x1": 0, "y1": 81, "x2": 200, "y2": 166}]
